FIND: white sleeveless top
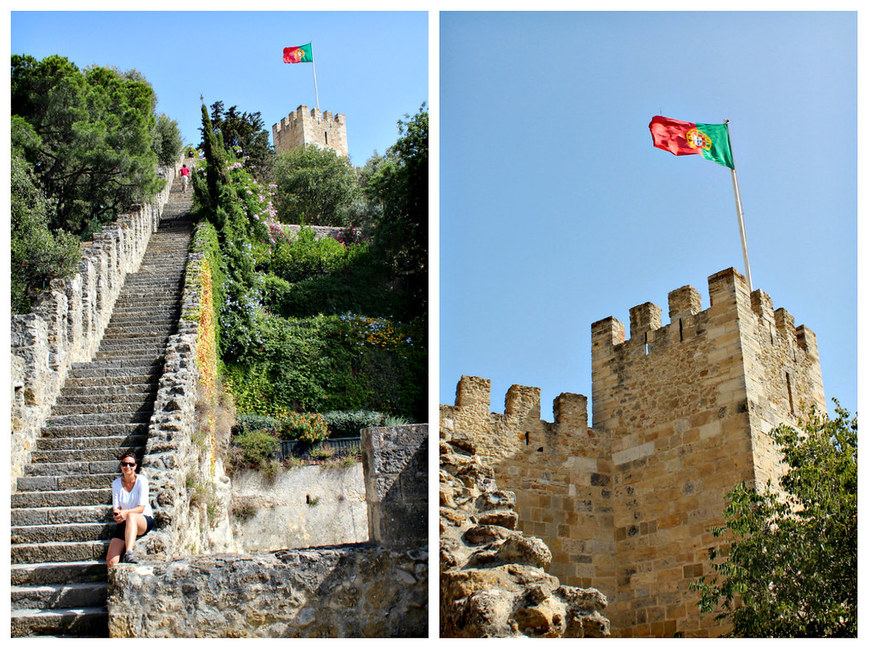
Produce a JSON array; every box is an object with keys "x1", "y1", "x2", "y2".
[{"x1": 112, "y1": 474, "x2": 154, "y2": 518}]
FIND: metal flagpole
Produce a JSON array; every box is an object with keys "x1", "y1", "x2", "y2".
[
  {"x1": 724, "y1": 119, "x2": 752, "y2": 291},
  {"x1": 312, "y1": 59, "x2": 320, "y2": 112}
]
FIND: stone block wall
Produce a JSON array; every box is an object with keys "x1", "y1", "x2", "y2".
[
  {"x1": 361, "y1": 425, "x2": 428, "y2": 549},
  {"x1": 10, "y1": 161, "x2": 182, "y2": 490},
  {"x1": 272, "y1": 105, "x2": 348, "y2": 158},
  {"x1": 108, "y1": 546, "x2": 427, "y2": 637},
  {"x1": 592, "y1": 268, "x2": 824, "y2": 636},
  {"x1": 230, "y1": 463, "x2": 368, "y2": 552}
]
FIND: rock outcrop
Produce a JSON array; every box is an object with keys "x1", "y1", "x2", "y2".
[{"x1": 440, "y1": 421, "x2": 610, "y2": 638}]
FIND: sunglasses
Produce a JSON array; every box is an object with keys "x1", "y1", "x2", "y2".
[{"x1": 120, "y1": 462, "x2": 136, "y2": 468}]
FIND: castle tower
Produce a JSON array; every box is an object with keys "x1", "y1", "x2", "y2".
[
  {"x1": 591, "y1": 267, "x2": 825, "y2": 636},
  {"x1": 272, "y1": 105, "x2": 348, "y2": 158}
]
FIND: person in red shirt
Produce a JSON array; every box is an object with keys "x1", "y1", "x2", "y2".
[{"x1": 180, "y1": 164, "x2": 190, "y2": 192}]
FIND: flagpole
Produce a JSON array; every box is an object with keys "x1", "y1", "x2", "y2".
[
  {"x1": 724, "y1": 119, "x2": 753, "y2": 291},
  {"x1": 312, "y1": 59, "x2": 320, "y2": 112}
]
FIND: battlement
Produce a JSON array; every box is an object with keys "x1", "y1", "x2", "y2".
[
  {"x1": 449, "y1": 374, "x2": 588, "y2": 429},
  {"x1": 272, "y1": 105, "x2": 348, "y2": 158},
  {"x1": 591, "y1": 267, "x2": 819, "y2": 361}
]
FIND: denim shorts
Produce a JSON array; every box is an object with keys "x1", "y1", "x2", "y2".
[{"x1": 111, "y1": 515, "x2": 155, "y2": 540}]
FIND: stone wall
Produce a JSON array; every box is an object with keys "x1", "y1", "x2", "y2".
[
  {"x1": 440, "y1": 426, "x2": 610, "y2": 637},
  {"x1": 107, "y1": 545, "x2": 427, "y2": 637},
  {"x1": 361, "y1": 425, "x2": 428, "y2": 549},
  {"x1": 441, "y1": 268, "x2": 826, "y2": 638},
  {"x1": 440, "y1": 378, "x2": 615, "y2": 595},
  {"x1": 108, "y1": 424, "x2": 428, "y2": 637},
  {"x1": 272, "y1": 105, "x2": 348, "y2": 158},
  {"x1": 230, "y1": 463, "x2": 368, "y2": 552},
  {"x1": 139, "y1": 223, "x2": 234, "y2": 559},
  {"x1": 10, "y1": 161, "x2": 182, "y2": 490}
]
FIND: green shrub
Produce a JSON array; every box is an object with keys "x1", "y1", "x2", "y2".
[
  {"x1": 233, "y1": 429, "x2": 279, "y2": 469},
  {"x1": 321, "y1": 410, "x2": 384, "y2": 437},
  {"x1": 233, "y1": 414, "x2": 279, "y2": 436},
  {"x1": 278, "y1": 412, "x2": 329, "y2": 443}
]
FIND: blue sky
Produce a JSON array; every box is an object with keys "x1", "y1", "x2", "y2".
[
  {"x1": 440, "y1": 11, "x2": 857, "y2": 419},
  {"x1": 10, "y1": 11, "x2": 428, "y2": 166}
]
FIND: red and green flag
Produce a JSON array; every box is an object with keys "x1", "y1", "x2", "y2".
[
  {"x1": 649, "y1": 115, "x2": 734, "y2": 169},
  {"x1": 283, "y1": 43, "x2": 313, "y2": 64}
]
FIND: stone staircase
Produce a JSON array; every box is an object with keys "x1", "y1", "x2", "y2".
[{"x1": 10, "y1": 173, "x2": 195, "y2": 637}]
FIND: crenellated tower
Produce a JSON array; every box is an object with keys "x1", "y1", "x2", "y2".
[
  {"x1": 590, "y1": 267, "x2": 824, "y2": 636},
  {"x1": 441, "y1": 267, "x2": 826, "y2": 638},
  {"x1": 272, "y1": 105, "x2": 348, "y2": 158}
]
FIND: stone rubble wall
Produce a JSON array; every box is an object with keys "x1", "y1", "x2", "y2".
[
  {"x1": 10, "y1": 160, "x2": 183, "y2": 490},
  {"x1": 139, "y1": 223, "x2": 234, "y2": 559},
  {"x1": 230, "y1": 464, "x2": 368, "y2": 552},
  {"x1": 108, "y1": 545, "x2": 427, "y2": 638}
]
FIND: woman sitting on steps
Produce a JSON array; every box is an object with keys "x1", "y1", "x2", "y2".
[{"x1": 106, "y1": 451, "x2": 155, "y2": 567}]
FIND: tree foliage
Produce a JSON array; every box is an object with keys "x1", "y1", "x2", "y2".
[
  {"x1": 11, "y1": 150, "x2": 81, "y2": 314},
  {"x1": 691, "y1": 403, "x2": 857, "y2": 637},
  {"x1": 153, "y1": 113, "x2": 183, "y2": 166},
  {"x1": 208, "y1": 100, "x2": 272, "y2": 178},
  {"x1": 11, "y1": 54, "x2": 163, "y2": 237},
  {"x1": 365, "y1": 104, "x2": 428, "y2": 316},
  {"x1": 271, "y1": 145, "x2": 360, "y2": 226}
]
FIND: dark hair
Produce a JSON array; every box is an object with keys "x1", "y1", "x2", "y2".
[{"x1": 118, "y1": 451, "x2": 137, "y2": 464}]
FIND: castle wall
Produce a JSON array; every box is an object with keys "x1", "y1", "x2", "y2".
[
  {"x1": 441, "y1": 377, "x2": 616, "y2": 601},
  {"x1": 272, "y1": 105, "x2": 348, "y2": 158},
  {"x1": 441, "y1": 268, "x2": 825, "y2": 638},
  {"x1": 10, "y1": 160, "x2": 182, "y2": 490}
]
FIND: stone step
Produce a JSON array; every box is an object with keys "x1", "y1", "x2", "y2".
[
  {"x1": 11, "y1": 539, "x2": 110, "y2": 564},
  {"x1": 28, "y1": 445, "x2": 146, "y2": 464},
  {"x1": 11, "y1": 582, "x2": 107, "y2": 610},
  {"x1": 50, "y1": 401, "x2": 153, "y2": 416},
  {"x1": 25, "y1": 459, "x2": 131, "y2": 477},
  {"x1": 15, "y1": 475, "x2": 119, "y2": 498},
  {"x1": 89, "y1": 354, "x2": 164, "y2": 366},
  {"x1": 12, "y1": 522, "x2": 114, "y2": 545},
  {"x1": 93, "y1": 346, "x2": 166, "y2": 358},
  {"x1": 36, "y1": 434, "x2": 148, "y2": 452},
  {"x1": 39, "y1": 422, "x2": 150, "y2": 439},
  {"x1": 103, "y1": 314, "x2": 179, "y2": 326},
  {"x1": 56, "y1": 390, "x2": 156, "y2": 406},
  {"x1": 62, "y1": 374, "x2": 161, "y2": 388},
  {"x1": 11, "y1": 560, "x2": 107, "y2": 587},
  {"x1": 66, "y1": 364, "x2": 163, "y2": 379},
  {"x1": 101, "y1": 328, "x2": 174, "y2": 340},
  {"x1": 11, "y1": 488, "x2": 112, "y2": 509},
  {"x1": 10, "y1": 606, "x2": 108, "y2": 637},
  {"x1": 45, "y1": 412, "x2": 151, "y2": 427}
]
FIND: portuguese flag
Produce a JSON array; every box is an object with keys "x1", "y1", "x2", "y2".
[
  {"x1": 649, "y1": 115, "x2": 734, "y2": 169},
  {"x1": 283, "y1": 43, "x2": 313, "y2": 64}
]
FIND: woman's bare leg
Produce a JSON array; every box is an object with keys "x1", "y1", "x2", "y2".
[
  {"x1": 124, "y1": 513, "x2": 147, "y2": 552},
  {"x1": 106, "y1": 538, "x2": 125, "y2": 568}
]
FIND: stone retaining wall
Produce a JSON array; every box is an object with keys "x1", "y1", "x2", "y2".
[
  {"x1": 108, "y1": 545, "x2": 427, "y2": 637},
  {"x1": 10, "y1": 161, "x2": 183, "y2": 489},
  {"x1": 230, "y1": 463, "x2": 368, "y2": 552}
]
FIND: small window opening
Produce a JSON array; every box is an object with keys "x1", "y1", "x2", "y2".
[
  {"x1": 306, "y1": 494, "x2": 311, "y2": 504},
  {"x1": 324, "y1": 131, "x2": 329, "y2": 145},
  {"x1": 678, "y1": 318, "x2": 684, "y2": 342},
  {"x1": 644, "y1": 332, "x2": 649, "y2": 356},
  {"x1": 525, "y1": 432, "x2": 530, "y2": 446},
  {"x1": 785, "y1": 372, "x2": 795, "y2": 415}
]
